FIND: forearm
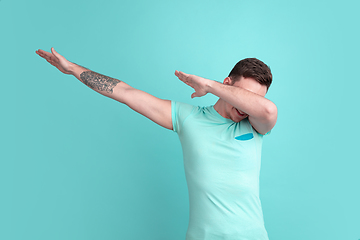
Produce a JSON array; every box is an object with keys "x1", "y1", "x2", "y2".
[
  {"x1": 68, "y1": 62, "x2": 127, "y2": 101},
  {"x1": 68, "y1": 62, "x2": 89, "y2": 80},
  {"x1": 67, "y1": 63, "x2": 172, "y2": 130},
  {"x1": 206, "y1": 80, "x2": 276, "y2": 120}
]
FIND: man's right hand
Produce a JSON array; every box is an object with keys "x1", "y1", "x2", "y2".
[
  {"x1": 36, "y1": 47, "x2": 73, "y2": 75},
  {"x1": 36, "y1": 47, "x2": 173, "y2": 130}
]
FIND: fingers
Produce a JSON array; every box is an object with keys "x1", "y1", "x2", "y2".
[
  {"x1": 175, "y1": 70, "x2": 181, "y2": 79},
  {"x1": 51, "y1": 47, "x2": 64, "y2": 62},
  {"x1": 191, "y1": 92, "x2": 204, "y2": 98},
  {"x1": 35, "y1": 49, "x2": 57, "y2": 67},
  {"x1": 46, "y1": 58, "x2": 55, "y2": 65},
  {"x1": 51, "y1": 47, "x2": 60, "y2": 58},
  {"x1": 36, "y1": 49, "x2": 48, "y2": 59},
  {"x1": 35, "y1": 48, "x2": 61, "y2": 61},
  {"x1": 175, "y1": 70, "x2": 190, "y2": 82},
  {"x1": 175, "y1": 70, "x2": 185, "y2": 76},
  {"x1": 36, "y1": 49, "x2": 55, "y2": 62},
  {"x1": 191, "y1": 91, "x2": 206, "y2": 98}
]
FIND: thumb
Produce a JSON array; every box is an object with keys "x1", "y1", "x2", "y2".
[
  {"x1": 51, "y1": 47, "x2": 62, "y2": 60},
  {"x1": 191, "y1": 92, "x2": 197, "y2": 98}
]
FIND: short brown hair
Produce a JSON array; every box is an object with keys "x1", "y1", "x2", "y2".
[{"x1": 228, "y1": 58, "x2": 272, "y2": 89}]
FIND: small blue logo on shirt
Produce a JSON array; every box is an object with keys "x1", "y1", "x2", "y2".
[{"x1": 235, "y1": 133, "x2": 254, "y2": 141}]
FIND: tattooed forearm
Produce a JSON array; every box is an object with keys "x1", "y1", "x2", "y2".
[{"x1": 80, "y1": 71, "x2": 121, "y2": 93}]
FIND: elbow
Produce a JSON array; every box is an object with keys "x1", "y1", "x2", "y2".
[
  {"x1": 249, "y1": 102, "x2": 277, "y2": 135},
  {"x1": 248, "y1": 103, "x2": 277, "y2": 135},
  {"x1": 264, "y1": 102, "x2": 278, "y2": 124}
]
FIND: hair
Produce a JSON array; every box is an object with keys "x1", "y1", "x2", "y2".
[{"x1": 228, "y1": 58, "x2": 272, "y2": 90}]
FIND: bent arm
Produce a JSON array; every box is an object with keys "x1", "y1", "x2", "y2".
[
  {"x1": 174, "y1": 70, "x2": 277, "y2": 135},
  {"x1": 207, "y1": 81, "x2": 277, "y2": 135}
]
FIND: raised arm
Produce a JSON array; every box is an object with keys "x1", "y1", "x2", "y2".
[
  {"x1": 175, "y1": 70, "x2": 277, "y2": 135},
  {"x1": 36, "y1": 48, "x2": 172, "y2": 130}
]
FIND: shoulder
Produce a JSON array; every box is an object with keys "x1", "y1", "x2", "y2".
[
  {"x1": 171, "y1": 101, "x2": 200, "y2": 133},
  {"x1": 171, "y1": 101, "x2": 199, "y2": 116}
]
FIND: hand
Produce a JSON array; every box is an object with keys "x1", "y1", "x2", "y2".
[
  {"x1": 174, "y1": 70, "x2": 211, "y2": 98},
  {"x1": 35, "y1": 47, "x2": 73, "y2": 74}
]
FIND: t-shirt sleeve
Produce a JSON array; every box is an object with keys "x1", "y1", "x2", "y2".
[{"x1": 171, "y1": 101, "x2": 196, "y2": 134}]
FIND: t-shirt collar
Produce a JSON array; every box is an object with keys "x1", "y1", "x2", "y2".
[{"x1": 208, "y1": 105, "x2": 234, "y2": 123}]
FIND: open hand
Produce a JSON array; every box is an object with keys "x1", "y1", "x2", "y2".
[
  {"x1": 175, "y1": 70, "x2": 210, "y2": 98},
  {"x1": 35, "y1": 47, "x2": 73, "y2": 74}
]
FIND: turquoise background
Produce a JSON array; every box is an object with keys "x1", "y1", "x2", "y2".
[{"x1": 1, "y1": 0, "x2": 359, "y2": 239}]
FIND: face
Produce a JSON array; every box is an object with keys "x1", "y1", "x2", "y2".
[{"x1": 223, "y1": 76, "x2": 268, "y2": 122}]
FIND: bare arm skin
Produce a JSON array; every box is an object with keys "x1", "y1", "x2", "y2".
[
  {"x1": 206, "y1": 81, "x2": 277, "y2": 134},
  {"x1": 174, "y1": 70, "x2": 277, "y2": 135},
  {"x1": 36, "y1": 48, "x2": 172, "y2": 130}
]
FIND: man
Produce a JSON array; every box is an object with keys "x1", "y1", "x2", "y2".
[{"x1": 36, "y1": 47, "x2": 277, "y2": 240}]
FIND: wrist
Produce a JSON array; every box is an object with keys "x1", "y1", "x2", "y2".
[
  {"x1": 205, "y1": 79, "x2": 217, "y2": 94},
  {"x1": 68, "y1": 62, "x2": 77, "y2": 75},
  {"x1": 69, "y1": 62, "x2": 88, "y2": 76}
]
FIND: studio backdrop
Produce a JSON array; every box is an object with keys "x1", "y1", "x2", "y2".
[{"x1": 0, "y1": 0, "x2": 359, "y2": 239}]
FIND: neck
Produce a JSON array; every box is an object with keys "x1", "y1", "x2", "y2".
[{"x1": 213, "y1": 99, "x2": 227, "y2": 119}]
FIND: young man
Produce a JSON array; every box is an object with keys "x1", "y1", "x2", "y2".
[{"x1": 36, "y1": 48, "x2": 277, "y2": 240}]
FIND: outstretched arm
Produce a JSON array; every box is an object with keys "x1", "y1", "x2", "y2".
[
  {"x1": 36, "y1": 48, "x2": 172, "y2": 130},
  {"x1": 175, "y1": 70, "x2": 277, "y2": 135}
]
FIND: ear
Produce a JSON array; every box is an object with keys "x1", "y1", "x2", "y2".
[{"x1": 223, "y1": 77, "x2": 232, "y2": 85}]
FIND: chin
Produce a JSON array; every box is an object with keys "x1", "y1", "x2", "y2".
[
  {"x1": 231, "y1": 115, "x2": 245, "y2": 122},
  {"x1": 232, "y1": 111, "x2": 247, "y2": 122}
]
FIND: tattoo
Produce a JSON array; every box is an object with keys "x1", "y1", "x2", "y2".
[{"x1": 80, "y1": 71, "x2": 121, "y2": 93}]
